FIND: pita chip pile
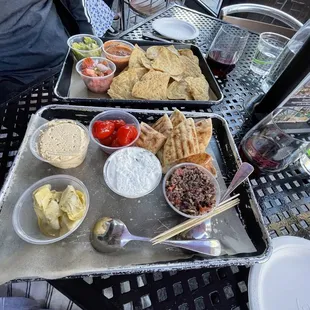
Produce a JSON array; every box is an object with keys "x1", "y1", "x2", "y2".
[
  {"x1": 108, "y1": 45, "x2": 210, "y2": 101},
  {"x1": 135, "y1": 109, "x2": 216, "y2": 176}
]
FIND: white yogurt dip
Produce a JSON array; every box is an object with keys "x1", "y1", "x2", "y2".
[{"x1": 104, "y1": 147, "x2": 162, "y2": 198}]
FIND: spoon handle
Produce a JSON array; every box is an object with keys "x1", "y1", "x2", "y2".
[
  {"x1": 220, "y1": 162, "x2": 254, "y2": 202},
  {"x1": 130, "y1": 234, "x2": 221, "y2": 256},
  {"x1": 162, "y1": 239, "x2": 221, "y2": 256}
]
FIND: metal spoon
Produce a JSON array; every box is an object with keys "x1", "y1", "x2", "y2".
[
  {"x1": 91, "y1": 217, "x2": 221, "y2": 256},
  {"x1": 182, "y1": 162, "x2": 254, "y2": 240}
]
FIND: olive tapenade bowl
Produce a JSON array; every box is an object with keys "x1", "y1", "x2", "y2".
[{"x1": 163, "y1": 163, "x2": 221, "y2": 219}]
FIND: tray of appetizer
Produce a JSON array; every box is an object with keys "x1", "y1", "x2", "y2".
[
  {"x1": 54, "y1": 35, "x2": 223, "y2": 107},
  {"x1": 0, "y1": 105, "x2": 270, "y2": 284}
]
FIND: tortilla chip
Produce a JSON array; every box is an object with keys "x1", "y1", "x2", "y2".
[
  {"x1": 179, "y1": 49, "x2": 199, "y2": 65},
  {"x1": 180, "y1": 55, "x2": 202, "y2": 78},
  {"x1": 140, "y1": 55, "x2": 152, "y2": 69},
  {"x1": 195, "y1": 119, "x2": 213, "y2": 152},
  {"x1": 185, "y1": 75, "x2": 210, "y2": 101},
  {"x1": 128, "y1": 45, "x2": 146, "y2": 68},
  {"x1": 135, "y1": 122, "x2": 166, "y2": 154},
  {"x1": 152, "y1": 114, "x2": 173, "y2": 138},
  {"x1": 108, "y1": 68, "x2": 147, "y2": 99},
  {"x1": 171, "y1": 75, "x2": 183, "y2": 82},
  {"x1": 170, "y1": 109, "x2": 186, "y2": 127},
  {"x1": 146, "y1": 45, "x2": 179, "y2": 60},
  {"x1": 163, "y1": 118, "x2": 199, "y2": 166},
  {"x1": 167, "y1": 80, "x2": 192, "y2": 100},
  {"x1": 132, "y1": 70, "x2": 170, "y2": 100},
  {"x1": 151, "y1": 47, "x2": 183, "y2": 76}
]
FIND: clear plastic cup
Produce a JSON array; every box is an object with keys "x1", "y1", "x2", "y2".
[
  {"x1": 163, "y1": 163, "x2": 221, "y2": 219},
  {"x1": 76, "y1": 57, "x2": 116, "y2": 93},
  {"x1": 29, "y1": 119, "x2": 90, "y2": 169},
  {"x1": 12, "y1": 175, "x2": 90, "y2": 245},
  {"x1": 67, "y1": 34, "x2": 103, "y2": 61},
  {"x1": 89, "y1": 110, "x2": 141, "y2": 154},
  {"x1": 103, "y1": 40, "x2": 134, "y2": 71},
  {"x1": 103, "y1": 147, "x2": 162, "y2": 198}
]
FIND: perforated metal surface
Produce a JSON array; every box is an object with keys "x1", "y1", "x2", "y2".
[{"x1": 250, "y1": 166, "x2": 310, "y2": 239}]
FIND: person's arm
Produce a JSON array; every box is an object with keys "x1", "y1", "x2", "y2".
[{"x1": 61, "y1": 0, "x2": 93, "y2": 34}]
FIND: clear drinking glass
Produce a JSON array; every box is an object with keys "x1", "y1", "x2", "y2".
[
  {"x1": 206, "y1": 24, "x2": 249, "y2": 78},
  {"x1": 240, "y1": 108, "x2": 310, "y2": 172},
  {"x1": 250, "y1": 32, "x2": 289, "y2": 76},
  {"x1": 300, "y1": 149, "x2": 310, "y2": 175}
]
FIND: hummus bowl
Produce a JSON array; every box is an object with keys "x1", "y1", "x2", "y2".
[{"x1": 30, "y1": 119, "x2": 90, "y2": 169}]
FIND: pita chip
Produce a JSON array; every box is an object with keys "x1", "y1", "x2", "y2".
[
  {"x1": 163, "y1": 118, "x2": 199, "y2": 166},
  {"x1": 135, "y1": 122, "x2": 166, "y2": 154},
  {"x1": 195, "y1": 118, "x2": 213, "y2": 152},
  {"x1": 170, "y1": 109, "x2": 186, "y2": 127},
  {"x1": 152, "y1": 114, "x2": 173, "y2": 138}
]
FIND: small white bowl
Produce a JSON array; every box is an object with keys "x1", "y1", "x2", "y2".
[
  {"x1": 163, "y1": 163, "x2": 220, "y2": 218},
  {"x1": 29, "y1": 119, "x2": 90, "y2": 169},
  {"x1": 89, "y1": 110, "x2": 141, "y2": 154},
  {"x1": 103, "y1": 147, "x2": 162, "y2": 198},
  {"x1": 12, "y1": 175, "x2": 90, "y2": 245}
]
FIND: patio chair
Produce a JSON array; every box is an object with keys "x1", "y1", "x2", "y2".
[{"x1": 220, "y1": 3, "x2": 303, "y2": 37}]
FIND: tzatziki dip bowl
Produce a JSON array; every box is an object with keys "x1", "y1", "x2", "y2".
[{"x1": 103, "y1": 147, "x2": 162, "y2": 198}]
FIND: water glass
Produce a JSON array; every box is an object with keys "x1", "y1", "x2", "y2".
[
  {"x1": 250, "y1": 32, "x2": 289, "y2": 76},
  {"x1": 206, "y1": 24, "x2": 249, "y2": 78},
  {"x1": 300, "y1": 149, "x2": 310, "y2": 175},
  {"x1": 240, "y1": 108, "x2": 310, "y2": 172}
]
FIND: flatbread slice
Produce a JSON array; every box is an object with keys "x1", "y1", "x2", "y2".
[
  {"x1": 132, "y1": 70, "x2": 170, "y2": 100},
  {"x1": 205, "y1": 160, "x2": 217, "y2": 176},
  {"x1": 135, "y1": 122, "x2": 166, "y2": 154},
  {"x1": 152, "y1": 114, "x2": 173, "y2": 138},
  {"x1": 195, "y1": 119, "x2": 213, "y2": 152},
  {"x1": 163, "y1": 152, "x2": 212, "y2": 174},
  {"x1": 170, "y1": 109, "x2": 186, "y2": 127},
  {"x1": 163, "y1": 118, "x2": 199, "y2": 166}
]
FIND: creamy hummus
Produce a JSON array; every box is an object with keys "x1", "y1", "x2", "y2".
[{"x1": 38, "y1": 120, "x2": 89, "y2": 169}]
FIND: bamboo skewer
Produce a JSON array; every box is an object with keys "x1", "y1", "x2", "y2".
[{"x1": 152, "y1": 194, "x2": 240, "y2": 244}]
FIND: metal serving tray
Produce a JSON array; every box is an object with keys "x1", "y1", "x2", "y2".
[
  {"x1": 54, "y1": 40, "x2": 223, "y2": 108},
  {"x1": 0, "y1": 105, "x2": 270, "y2": 283}
]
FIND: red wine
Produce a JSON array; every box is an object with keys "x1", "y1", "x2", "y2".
[
  {"x1": 240, "y1": 135, "x2": 294, "y2": 172},
  {"x1": 206, "y1": 56, "x2": 236, "y2": 78}
]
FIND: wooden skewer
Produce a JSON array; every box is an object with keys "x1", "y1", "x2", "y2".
[
  {"x1": 151, "y1": 194, "x2": 239, "y2": 242},
  {"x1": 152, "y1": 195, "x2": 240, "y2": 244}
]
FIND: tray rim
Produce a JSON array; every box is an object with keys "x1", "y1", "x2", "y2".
[
  {"x1": 54, "y1": 41, "x2": 224, "y2": 105},
  {"x1": 0, "y1": 104, "x2": 272, "y2": 281}
]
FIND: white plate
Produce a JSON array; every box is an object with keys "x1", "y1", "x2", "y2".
[
  {"x1": 152, "y1": 18, "x2": 199, "y2": 41},
  {"x1": 249, "y1": 236, "x2": 310, "y2": 310}
]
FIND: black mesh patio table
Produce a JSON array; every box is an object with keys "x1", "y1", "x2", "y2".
[{"x1": 1, "y1": 5, "x2": 309, "y2": 310}]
